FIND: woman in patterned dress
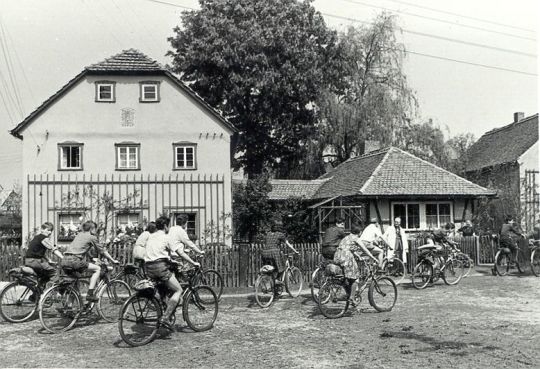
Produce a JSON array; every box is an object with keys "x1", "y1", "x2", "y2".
[
  {"x1": 334, "y1": 223, "x2": 379, "y2": 300},
  {"x1": 261, "y1": 223, "x2": 299, "y2": 283}
]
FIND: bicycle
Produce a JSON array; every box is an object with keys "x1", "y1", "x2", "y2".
[
  {"x1": 38, "y1": 259, "x2": 131, "y2": 333},
  {"x1": 493, "y1": 241, "x2": 524, "y2": 276},
  {"x1": 310, "y1": 255, "x2": 332, "y2": 303},
  {"x1": 411, "y1": 243, "x2": 464, "y2": 289},
  {"x1": 317, "y1": 254, "x2": 397, "y2": 319},
  {"x1": 176, "y1": 254, "x2": 224, "y2": 301},
  {"x1": 378, "y1": 243, "x2": 406, "y2": 285},
  {"x1": 117, "y1": 260, "x2": 218, "y2": 347},
  {"x1": 254, "y1": 253, "x2": 304, "y2": 308},
  {"x1": 529, "y1": 240, "x2": 540, "y2": 277}
]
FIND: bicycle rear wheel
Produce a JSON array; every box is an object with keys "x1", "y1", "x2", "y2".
[
  {"x1": 442, "y1": 259, "x2": 464, "y2": 285},
  {"x1": 317, "y1": 280, "x2": 349, "y2": 319},
  {"x1": 495, "y1": 251, "x2": 510, "y2": 276},
  {"x1": 383, "y1": 258, "x2": 406, "y2": 285},
  {"x1": 39, "y1": 285, "x2": 81, "y2": 333},
  {"x1": 183, "y1": 286, "x2": 218, "y2": 332},
  {"x1": 457, "y1": 253, "x2": 474, "y2": 277},
  {"x1": 254, "y1": 274, "x2": 275, "y2": 308},
  {"x1": 531, "y1": 249, "x2": 540, "y2": 277},
  {"x1": 97, "y1": 280, "x2": 131, "y2": 323},
  {"x1": 0, "y1": 281, "x2": 38, "y2": 323},
  {"x1": 118, "y1": 293, "x2": 161, "y2": 347},
  {"x1": 368, "y1": 276, "x2": 397, "y2": 312},
  {"x1": 195, "y1": 270, "x2": 224, "y2": 301},
  {"x1": 285, "y1": 266, "x2": 303, "y2": 298},
  {"x1": 411, "y1": 260, "x2": 433, "y2": 290}
]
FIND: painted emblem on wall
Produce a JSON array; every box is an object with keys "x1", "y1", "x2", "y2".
[{"x1": 121, "y1": 108, "x2": 135, "y2": 127}]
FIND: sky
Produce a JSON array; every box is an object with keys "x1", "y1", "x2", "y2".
[{"x1": 0, "y1": 0, "x2": 538, "y2": 189}]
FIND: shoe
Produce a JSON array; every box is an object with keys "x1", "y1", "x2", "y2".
[
  {"x1": 86, "y1": 292, "x2": 98, "y2": 303},
  {"x1": 159, "y1": 316, "x2": 174, "y2": 331}
]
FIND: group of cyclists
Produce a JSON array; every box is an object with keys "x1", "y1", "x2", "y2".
[{"x1": 17, "y1": 213, "x2": 205, "y2": 331}]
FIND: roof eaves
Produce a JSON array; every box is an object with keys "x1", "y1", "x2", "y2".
[{"x1": 9, "y1": 70, "x2": 88, "y2": 140}]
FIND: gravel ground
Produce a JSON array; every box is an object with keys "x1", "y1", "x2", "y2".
[{"x1": 0, "y1": 268, "x2": 539, "y2": 368}]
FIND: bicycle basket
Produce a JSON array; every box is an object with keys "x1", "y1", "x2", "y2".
[
  {"x1": 260, "y1": 265, "x2": 275, "y2": 274},
  {"x1": 325, "y1": 263, "x2": 343, "y2": 277},
  {"x1": 134, "y1": 279, "x2": 155, "y2": 295}
]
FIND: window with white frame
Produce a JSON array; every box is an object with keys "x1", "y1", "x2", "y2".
[
  {"x1": 139, "y1": 81, "x2": 160, "y2": 102},
  {"x1": 58, "y1": 143, "x2": 83, "y2": 170},
  {"x1": 116, "y1": 212, "x2": 140, "y2": 230},
  {"x1": 115, "y1": 143, "x2": 140, "y2": 170},
  {"x1": 173, "y1": 144, "x2": 196, "y2": 170},
  {"x1": 392, "y1": 202, "x2": 453, "y2": 230},
  {"x1": 95, "y1": 81, "x2": 115, "y2": 102}
]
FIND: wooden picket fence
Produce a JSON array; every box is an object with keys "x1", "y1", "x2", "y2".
[{"x1": 0, "y1": 236, "x2": 534, "y2": 283}]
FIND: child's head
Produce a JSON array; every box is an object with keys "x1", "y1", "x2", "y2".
[
  {"x1": 82, "y1": 220, "x2": 97, "y2": 233},
  {"x1": 41, "y1": 222, "x2": 54, "y2": 236},
  {"x1": 175, "y1": 214, "x2": 188, "y2": 227},
  {"x1": 155, "y1": 216, "x2": 170, "y2": 231},
  {"x1": 146, "y1": 222, "x2": 157, "y2": 234},
  {"x1": 350, "y1": 223, "x2": 362, "y2": 235}
]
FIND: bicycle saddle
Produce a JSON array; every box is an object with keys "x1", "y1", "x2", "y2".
[
  {"x1": 417, "y1": 244, "x2": 438, "y2": 250},
  {"x1": 9, "y1": 266, "x2": 37, "y2": 276}
]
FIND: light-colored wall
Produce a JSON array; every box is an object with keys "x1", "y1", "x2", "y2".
[
  {"x1": 519, "y1": 141, "x2": 539, "y2": 177},
  {"x1": 19, "y1": 75, "x2": 233, "y2": 243}
]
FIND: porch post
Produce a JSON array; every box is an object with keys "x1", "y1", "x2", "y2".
[{"x1": 374, "y1": 198, "x2": 384, "y2": 233}]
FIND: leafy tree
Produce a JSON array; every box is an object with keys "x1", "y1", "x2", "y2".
[
  {"x1": 168, "y1": 0, "x2": 341, "y2": 177},
  {"x1": 317, "y1": 14, "x2": 417, "y2": 167},
  {"x1": 445, "y1": 133, "x2": 476, "y2": 173}
]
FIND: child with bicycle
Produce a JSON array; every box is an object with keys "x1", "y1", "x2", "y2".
[
  {"x1": 499, "y1": 216, "x2": 523, "y2": 266},
  {"x1": 168, "y1": 214, "x2": 205, "y2": 277},
  {"x1": 143, "y1": 216, "x2": 200, "y2": 330},
  {"x1": 24, "y1": 222, "x2": 65, "y2": 299},
  {"x1": 61, "y1": 221, "x2": 119, "y2": 302},
  {"x1": 261, "y1": 223, "x2": 299, "y2": 287}
]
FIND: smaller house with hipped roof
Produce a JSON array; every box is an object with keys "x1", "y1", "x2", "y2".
[{"x1": 258, "y1": 147, "x2": 496, "y2": 238}]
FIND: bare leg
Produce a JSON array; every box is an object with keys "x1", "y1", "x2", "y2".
[{"x1": 163, "y1": 274, "x2": 183, "y2": 320}]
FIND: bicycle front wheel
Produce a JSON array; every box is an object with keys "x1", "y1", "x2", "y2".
[
  {"x1": 0, "y1": 281, "x2": 38, "y2": 323},
  {"x1": 97, "y1": 280, "x2": 132, "y2": 323},
  {"x1": 495, "y1": 251, "x2": 510, "y2": 276},
  {"x1": 442, "y1": 259, "x2": 464, "y2": 286},
  {"x1": 368, "y1": 276, "x2": 397, "y2": 312},
  {"x1": 254, "y1": 274, "x2": 275, "y2": 308},
  {"x1": 411, "y1": 260, "x2": 433, "y2": 290},
  {"x1": 118, "y1": 293, "x2": 161, "y2": 347},
  {"x1": 39, "y1": 285, "x2": 81, "y2": 333},
  {"x1": 195, "y1": 270, "x2": 224, "y2": 301},
  {"x1": 383, "y1": 258, "x2": 406, "y2": 285},
  {"x1": 310, "y1": 267, "x2": 326, "y2": 303},
  {"x1": 531, "y1": 249, "x2": 540, "y2": 277},
  {"x1": 183, "y1": 286, "x2": 218, "y2": 332},
  {"x1": 285, "y1": 266, "x2": 303, "y2": 298},
  {"x1": 317, "y1": 280, "x2": 349, "y2": 319}
]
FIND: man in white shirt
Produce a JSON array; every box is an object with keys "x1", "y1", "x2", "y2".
[
  {"x1": 359, "y1": 217, "x2": 385, "y2": 267},
  {"x1": 144, "y1": 216, "x2": 199, "y2": 330}
]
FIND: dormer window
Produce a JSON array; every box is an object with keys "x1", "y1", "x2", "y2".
[
  {"x1": 95, "y1": 81, "x2": 116, "y2": 102},
  {"x1": 139, "y1": 81, "x2": 160, "y2": 102}
]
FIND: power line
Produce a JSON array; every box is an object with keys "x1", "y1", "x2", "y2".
[
  {"x1": 406, "y1": 50, "x2": 537, "y2": 76},
  {"x1": 324, "y1": 13, "x2": 536, "y2": 58},
  {"x1": 142, "y1": 0, "x2": 194, "y2": 10},
  {"x1": 381, "y1": 0, "x2": 536, "y2": 34},
  {"x1": 0, "y1": 18, "x2": 25, "y2": 117},
  {"x1": 337, "y1": 0, "x2": 536, "y2": 42}
]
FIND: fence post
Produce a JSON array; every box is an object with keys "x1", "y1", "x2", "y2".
[{"x1": 238, "y1": 242, "x2": 250, "y2": 287}]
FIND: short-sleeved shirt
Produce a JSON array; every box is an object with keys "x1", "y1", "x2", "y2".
[
  {"x1": 263, "y1": 231, "x2": 287, "y2": 251},
  {"x1": 168, "y1": 225, "x2": 195, "y2": 252},
  {"x1": 322, "y1": 226, "x2": 346, "y2": 247},
  {"x1": 144, "y1": 230, "x2": 181, "y2": 262},
  {"x1": 359, "y1": 224, "x2": 383, "y2": 243},
  {"x1": 65, "y1": 232, "x2": 103, "y2": 257},
  {"x1": 26, "y1": 234, "x2": 55, "y2": 259}
]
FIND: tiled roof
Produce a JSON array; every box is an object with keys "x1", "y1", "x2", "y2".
[
  {"x1": 232, "y1": 179, "x2": 328, "y2": 201},
  {"x1": 312, "y1": 147, "x2": 496, "y2": 199},
  {"x1": 86, "y1": 49, "x2": 164, "y2": 73},
  {"x1": 0, "y1": 190, "x2": 18, "y2": 208},
  {"x1": 10, "y1": 49, "x2": 237, "y2": 138},
  {"x1": 465, "y1": 114, "x2": 538, "y2": 172}
]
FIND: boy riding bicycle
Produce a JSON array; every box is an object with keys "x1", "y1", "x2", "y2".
[
  {"x1": 143, "y1": 216, "x2": 200, "y2": 330},
  {"x1": 60, "y1": 221, "x2": 119, "y2": 302},
  {"x1": 500, "y1": 216, "x2": 523, "y2": 265}
]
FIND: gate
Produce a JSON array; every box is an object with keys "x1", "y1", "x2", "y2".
[{"x1": 522, "y1": 170, "x2": 539, "y2": 234}]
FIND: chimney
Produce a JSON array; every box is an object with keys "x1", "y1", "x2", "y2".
[
  {"x1": 359, "y1": 140, "x2": 381, "y2": 155},
  {"x1": 514, "y1": 112, "x2": 525, "y2": 122}
]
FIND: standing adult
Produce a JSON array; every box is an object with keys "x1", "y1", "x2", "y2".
[
  {"x1": 383, "y1": 217, "x2": 408, "y2": 264},
  {"x1": 321, "y1": 217, "x2": 346, "y2": 260},
  {"x1": 458, "y1": 220, "x2": 475, "y2": 237}
]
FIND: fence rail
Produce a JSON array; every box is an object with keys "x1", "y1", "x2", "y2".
[{"x1": 0, "y1": 236, "x2": 534, "y2": 283}]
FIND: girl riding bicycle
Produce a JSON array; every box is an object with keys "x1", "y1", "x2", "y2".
[{"x1": 261, "y1": 223, "x2": 298, "y2": 286}]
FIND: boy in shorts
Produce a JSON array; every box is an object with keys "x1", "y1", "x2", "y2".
[{"x1": 61, "y1": 220, "x2": 119, "y2": 302}]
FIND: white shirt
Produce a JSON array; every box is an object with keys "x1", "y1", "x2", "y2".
[
  {"x1": 168, "y1": 225, "x2": 196, "y2": 252},
  {"x1": 144, "y1": 230, "x2": 180, "y2": 262},
  {"x1": 359, "y1": 224, "x2": 384, "y2": 243}
]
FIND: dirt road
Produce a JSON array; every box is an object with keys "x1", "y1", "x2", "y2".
[{"x1": 1, "y1": 269, "x2": 539, "y2": 368}]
